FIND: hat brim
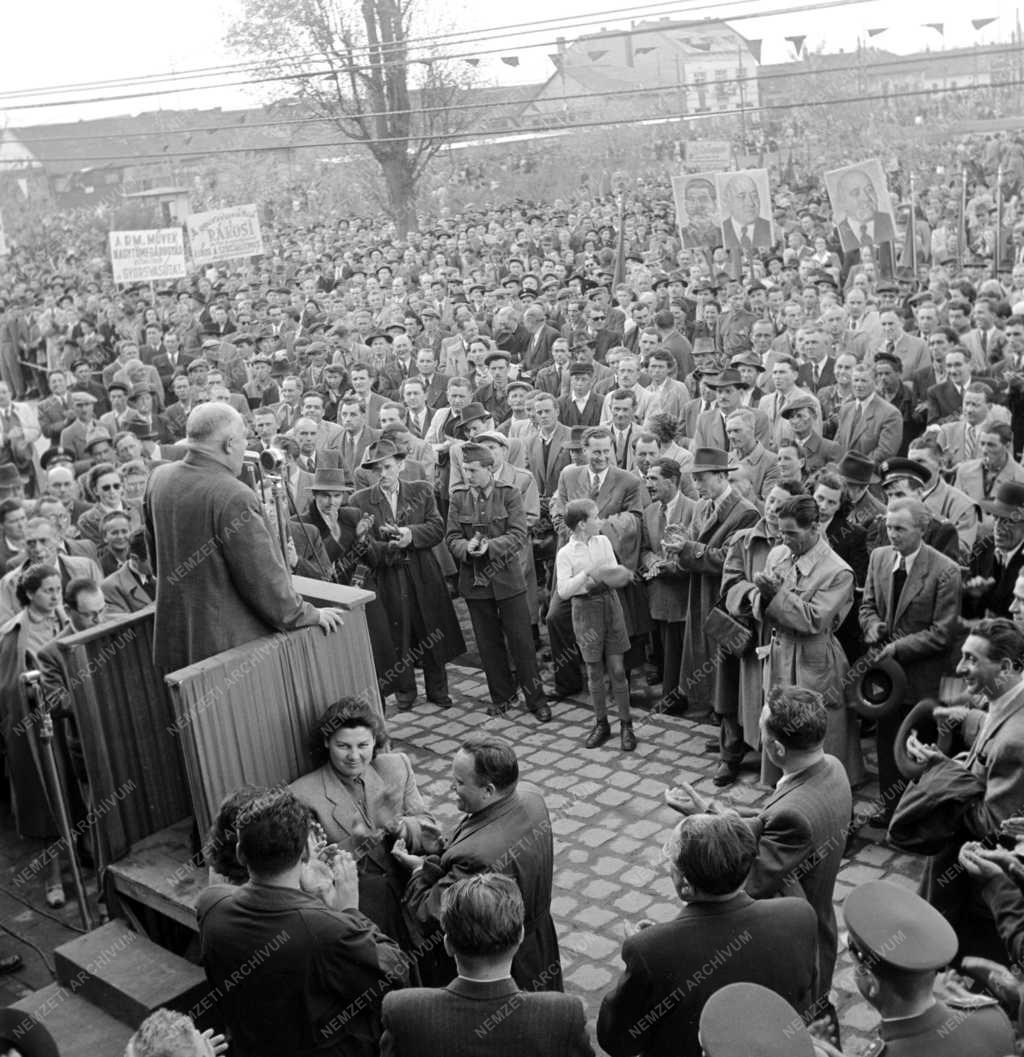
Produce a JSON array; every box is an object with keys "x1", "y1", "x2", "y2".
[
  {"x1": 894, "y1": 698, "x2": 949, "y2": 780},
  {"x1": 850, "y1": 657, "x2": 908, "y2": 719},
  {"x1": 978, "y1": 499, "x2": 1024, "y2": 520},
  {"x1": 691, "y1": 463, "x2": 741, "y2": 474}
]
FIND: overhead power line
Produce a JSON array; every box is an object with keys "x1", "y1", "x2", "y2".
[
  {"x1": 23, "y1": 78, "x2": 1017, "y2": 167},
  {"x1": 10, "y1": 42, "x2": 1024, "y2": 146},
  {"x1": 0, "y1": 0, "x2": 875, "y2": 111}
]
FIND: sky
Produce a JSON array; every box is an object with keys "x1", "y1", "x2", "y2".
[{"x1": 0, "y1": 0, "x2": 1018, "y2": 127}]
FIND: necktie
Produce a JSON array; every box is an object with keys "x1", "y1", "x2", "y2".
[
  {"x1": 812, "y1": 363, "x2": 820, "y2": 387},
  {"x1": 589, "y1": 473, "x2": 601, "y2": 499},
  {"x1": 965, "y1": 425, "x2": 977, "y2": 460},
  {"x1": 741, "y1": 228, "x2": 753, "y2": 255},
  {"x1": 303, "y1": 455, "x2": 315, "y2": 472},
  {"x1": 886, "y1": 341, "x2": 895, "y2": 355},
  {"x1": 774, "y1": 392, "x2": 782, "y2": 420},
  {"x1": 851, "y1": 401, "x2": 863, "y2": 432},
  {"x1": 891, "y1": 556, "x2": 907, "y2": 615},
  {"x1": 860, "y1": 223, "x2": 872, "y2": 247},
  {"x1": 343, "y1": 432, "x2": 353, "y2": 466}
]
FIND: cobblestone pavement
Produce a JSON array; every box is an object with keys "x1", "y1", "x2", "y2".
[{"x1": 388, "y1": 663, "x2": 927, "y2": 1057}]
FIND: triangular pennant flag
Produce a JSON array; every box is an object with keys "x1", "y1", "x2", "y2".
[
  {"x1": 867, "y1": 27, "x2": 887, "y2": 37},
  {"x1": 746, "y1": 39, "x2": 762, "y2": 61},
  {"x1": 466, "y1": 57, "x2": 480, "y2": 66},
  {"x1": 785, "y1": 35, "x2": 806, "y2": 55},
  {"x1": 547, "y1": 54, "x2": 561, "y2": 69},
  {"x1": 924, "y1": 22, "x2": 944, "y2": 35},
  {"x1": 972, "y1": 17, "x2": 997, "y2": 30},
  {"x1": 500, "y1": 55, "x2": 520, "y2": 67},
  {"x1": 635, "y1": 46, "x2": 657, "y2": 55},
  {"x1": 686, "y1": 38, "x2": 712, "y2": 51},
  {"x1": 588, "y1": 50, "x2": 608, "y2": 61}
]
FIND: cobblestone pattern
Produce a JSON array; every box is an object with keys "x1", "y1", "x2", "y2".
[{"x1": 388, "y1": 664, "x2": 928, "y2": 1057}]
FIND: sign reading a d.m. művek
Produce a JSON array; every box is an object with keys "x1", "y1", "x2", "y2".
[
  {"x1": 109, "y1": 228, "x2": 187, "y2": 284},
  {"x1": 186, "y1": 204, "x2": 264, "y2": 265}
]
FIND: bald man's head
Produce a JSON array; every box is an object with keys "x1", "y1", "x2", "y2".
[{"x1": 186, "y1": 404, "x2": 247, "y2": 474}]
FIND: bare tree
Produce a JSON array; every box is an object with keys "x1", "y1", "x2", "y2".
[{"x1": 228, "y1": 0, "x2": 479, "y2": 233}]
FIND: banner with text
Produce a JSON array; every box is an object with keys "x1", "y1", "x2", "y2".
[
  {"x1": 186, "y1": 204, "x2": 264, "y2": 265},
  {"x1": 109, "y1": 228, "x2": 187, "y2": 284},
  {"x1": 685, "y1": 140, "x2": 732, "y2": 172}
]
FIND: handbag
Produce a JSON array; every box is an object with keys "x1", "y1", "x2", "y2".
[{"x1": 705, "y1": 598, "x2": 755, "y2": 657}]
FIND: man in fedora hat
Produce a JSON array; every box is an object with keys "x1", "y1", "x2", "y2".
[
  {"x1": 837, "y1": 451, "x2": 886, "y2": 529},
  {"x1": 446, "y1": 443, "x2": 548, "y2": 721},
  {"x1": 860, "y1": 496, "x2": 962, "y2": 825},
  {"x1": 669, "y1": 447, "x2": 758, "y2": 736},
  {"x1": 691, "y1": 369, "x2": 770, "y2": 452},
  {"x1": 352, "y1": 438, "x2": 464, "y2": 709},
  {"x1": 447, "y1": 403, "x2": 526, "y2": 491},
  {"x1": 966, "y1": 481, "x2": 1024, "y2": 619}
]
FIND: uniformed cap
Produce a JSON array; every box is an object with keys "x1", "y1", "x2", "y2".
[
  {"x1": 70, "y1": 390, "x2": 97, "y2": 404},
  {"x1": 475, "y1": 429, "x2": 509, "y2": 448},
  {"x1": 845, "y1": 880, "x2": 957, "y2": 972},
  {"x1": 698, "y1": 983, "x2": 814, "y2": 1057},
  {"x1": 879, "y1": 457, "x2": 930, "y2": 489},
  {"x1": 40, "y1": 447, "x2": 75, "y2": 471},
  {"x1": 507, "y1": 379, "x2": 532, "y2": 393},
  {"x1": 875, "y1": 281, "x2": 900, "y2": 295},
  {"x1": 459, "y1": 442, "x2": 494, "y2": 467},
  {"x1": 106, "y1": 380, "x2": 130, "y2": 394},
  {"x1": 484, "y1": 350, "x2": 511, "y2": 367}
]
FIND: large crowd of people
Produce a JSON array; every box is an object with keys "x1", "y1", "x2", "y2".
[{"x1": 6, "y1": 125, "x2": 1024, "y2": 1055}]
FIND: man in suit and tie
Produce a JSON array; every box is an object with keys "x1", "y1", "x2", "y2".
[
  {"x1": 547, "y1": 427, "x2": 646, "y2": 700},
  {"x1": 720, "y1": 172, "x2": 774, "y2": 257},
  {"x1": 667, "y1": 687, "x2": 851, "y2": 1036},
  {"x1": 833, "y1": 166, "x2": 896, "y2": 253},
  {"x1": 955, "y1": 422, "x2": 1024, "y2": 515},
  {"x1": 558, "y1": 363, "x2": 603, "y2": 428},
  {"x1": 527, "y1": 394, "x2": 571, "y2": 500},
  {"x1": 940, "y1": 382, "x2": 998, "y2": 465},
  {"x1": 37, "y1": 369, "x2": 73, "y2": 444},
  {"x1": 795, "y1": 326, "x2": 836, "y2": 393},
  {"x1": 534, "y1": 337, "x2": 572, "y2": 398},
  {"x1": 101, "y1": 529, "x2": 156, "y2": 614},
  {"x1": 961, "y1": 297, "x2": 1008, "y2": 373},
  {"x1": 336, "y1": 396, "x2": 379, "y2": 489},
  {"x1": 382, "y1": 874, "x2": 590, "y2": 1057},
  {"x1": 834, "y1": 364, "x2": 903, "y2": 462},
  {"x1": 519, "y1": 303, "x2": 560, "y2": 376},
  {"x1": 601, "y1": 809, "x2": 818, "y2": 1057},
  {"x1": 411, "y1": 349, "x2": 449, "y2": 412},
  {"x1": 860, "y1": 498, "x2": 962, "y2": 824},
  {"x1": 639, "y1": 457, "x2": 696, "y2": 714},
  {"x1": 605, "y1": 390, "x2": 641, "y2": 471},
  {"x1": 965, "y1": 481, "x2": 1024, "y2": 619},
  {"x1": 272, "y1": 375, "x2": 304, "y2": 434},
  {"x1": 694, "y1": 369, "x2": 770, "y2": 452},
  {"x1": 870, "y1": 310, "x2": 930, "y2": 381},
  {"x1": 928, "y1": 347, "x2": 989, "y2": 426},
  {"x1": 757, "y1": 356, "x2": 818, "y2": 450},
  {"x1": 401, "y1": 377, "x2": 432, "y2": 439}
]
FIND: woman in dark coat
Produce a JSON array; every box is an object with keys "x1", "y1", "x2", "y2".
[
  {"x1": 349, "y1": 442, "x2": 466, "y2": 709},
  {"x1": 293, "y1": 469, "x2": 400, "y2": 699},
  {"x1": 0, "y1": 562, "x2": 71, "y2": 905}
]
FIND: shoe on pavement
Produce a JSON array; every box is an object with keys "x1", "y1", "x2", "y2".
[
  {"x1": 620, "y1": 721, "x2": 637, "y2": 752},
  {"x1": 584, "y1": 720, "x2": 612, "y2": 748},
  {"x1": 531, "y1": 703, "x2": 552, "y2": 723},
  {"x1": 428, "y1": 696, "x2": 454, "y2": 708},
  {"x1": 712, "y1": 762, "x2": 740, "y2": 787},
  {"x1": 0, "y1": 953, "x2": 22, "y2": 975}
]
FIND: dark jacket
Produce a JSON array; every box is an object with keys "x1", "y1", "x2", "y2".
[
  {"x1": 597, "y1": 892, "x2": 817, "y2": 1057},
  {"x1": 382, "y1": 978, "x2": 592, "y2": 1057},
  {"x1": 144, "y1": 449, "x2": 318, "y2": 671},
  {"x1": 446, "y1": 481, "x2": 528, "y2": 600},
  {"x1": 197, "y1": 883, "x2": 407, "y2": 1057}
]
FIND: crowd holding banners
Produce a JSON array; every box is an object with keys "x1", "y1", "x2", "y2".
[{"x1": 13, "y1": 122, "x2": 1024, "y2": 1053}]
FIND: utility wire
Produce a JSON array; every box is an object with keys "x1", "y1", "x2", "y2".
[
  {"x1": 0, "y1": 0, "x2": 875, "y2": 111},
  {"x1": 22, "y1": 78, "x2": 1017, "y2": 166},
  {"x1": 10, "y1": 43, "x2": 1024, "y2": 146}
]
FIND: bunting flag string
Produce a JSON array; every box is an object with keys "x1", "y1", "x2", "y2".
[
  {"x1": 587, "y1": 50, "x2": 608, "y2": 61},
  {"x1": 785, "y1": 35, "x2": 807, "y2": 56},
  {"x1": 746, "y1": 39, "x2": 762, "y2": 62},
  {"x1": 923, "y1": 22, "x2": 945, "y2": 35},
  {"x1": 500, "y1": 56, "x2": 520, "y2": 67},
  {"x1": 547, "y1": 54, "x2": 561, "y2": 69},
  {"x1": 635, "y1": 46, "x2": 657, "y2": 56},
  {"x1": 972, "y1": 17, "x2": 997, "y2": 30},
  {"x1": 867, "y1": 27, "x2": 888, "y2": 38}
]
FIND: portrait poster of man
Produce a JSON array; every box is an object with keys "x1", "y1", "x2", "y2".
[
  {"x1": 825, "y1": 159, "x2": 897, "y2": 255},
  {"x1": 715, "y1": 170, "x2": 774, "y2": 256},
  {"x1": 671, "y1": 172, "x2": 723, "y2": 250}
]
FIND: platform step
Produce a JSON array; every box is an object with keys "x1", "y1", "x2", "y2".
[
  {"x1": 53, "y1": 918, "x2": 207, "y2": 1028},
  {"x1": 10, "y1": 983, "x2": 134, "y2": 1057}
]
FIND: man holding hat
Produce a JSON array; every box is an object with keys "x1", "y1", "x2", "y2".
[
  {"x1": 445, "y1": 443, "x2": 549, "y2": 721},
  {"x1": 845, "y1": 879, "x2": 1013, "y2": 1056},
  {"x1": 860, "y1": 495, "x2": 962, "y2": 824}
]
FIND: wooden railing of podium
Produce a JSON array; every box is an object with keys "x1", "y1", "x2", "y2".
[{"x1": 54, "y1": 578, "x2": 379, "y2": 869}]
